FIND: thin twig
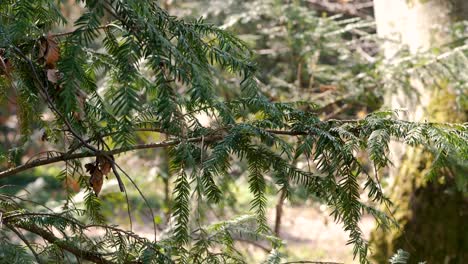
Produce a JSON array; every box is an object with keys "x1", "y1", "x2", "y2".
[
  {"x1": 113, "y1": 163, "x2": 158, "y2": 241},
  {"x1": 6, "y1": 224, "x2": 45, "y2": 264},
  {"x1": 123, "y1": 182, "x2": 133, "y2": 232}
]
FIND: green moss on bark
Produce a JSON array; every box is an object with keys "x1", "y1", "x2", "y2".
[{"x1": 370, "y1": 89, "x2": 468, "y2": 264}]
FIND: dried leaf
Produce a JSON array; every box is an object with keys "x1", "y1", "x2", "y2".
[
  {"x1": 85, "y1": 162, "x2": 104, "y2": 196},
  {"x1": 47, "y1": 69, "x2": 59, "y2": 83},
  {"x1": 97, "y1": 155, "x2": 113, "y2": 176},
  {"x1": 0, "y1": 59, "x2": 12, "y2": 77},
  {"x1": 39, "y1": 34, "x2": 60, "y2": 68},
  {"x1": 89, "y1": 169, "x2": 104, "y2": 196},
  {"x1": 45, "y1": 34, "x2": 60, "y2": 67},
  {"x1": 101, "y1": 162, "x2": 112, "y2": 176}
]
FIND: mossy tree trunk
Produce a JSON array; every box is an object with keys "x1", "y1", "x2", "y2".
[{"x1": 371, "y1": 0, "x2": 468, "y2": 263}]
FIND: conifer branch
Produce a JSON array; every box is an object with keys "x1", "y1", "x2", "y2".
[
  {"x1": 5, "y1": 223, "x2": 45, "y2": 264},
  {"x1": 7, "y1": 221, "x2": 114, "y2": 264},
  {"x1": 0, "y1": 134, "x2": 222, "y2": 179},
  {"x1": 1, "y1": 1, "x2": 466, "y2": 262}
]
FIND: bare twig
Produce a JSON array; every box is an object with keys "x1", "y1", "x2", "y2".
[
  {"x1": 113, "y1": 162, "x2": 158, "y2": 241},
  {"x1": 123, "y1": 186, "x2": 133, "y2": 231}
]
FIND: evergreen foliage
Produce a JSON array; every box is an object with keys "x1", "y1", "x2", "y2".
[
  {"x1": 0, "y1": 1, "x2": 466, "y2": 263},
  {"x1": 388, "y1": 249, "x2": 426, "y2": 264}
]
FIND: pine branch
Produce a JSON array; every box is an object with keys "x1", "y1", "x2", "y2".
[
  {"x1": 11, "y1": 221, "x2": 114, "y2": 264},
  {"x1": 0, "y1": 127, "x2": 322, "y2": 179},
  {"x1": 0, "y1": 134, "x2": 223, "y2": 179},
  {"x1": 5, "y1": 223, "x2": 45, "y2": 264},
  {"x1": 2, "y1": 1, "x2": 467, "y2": 263},
  {"x1": 1, "y1": 120, "x2": 465, "y2": 179}
]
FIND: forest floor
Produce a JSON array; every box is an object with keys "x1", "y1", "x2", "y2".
[
  {"x1": 263, "y1": 206, "x2": 375, "y2": 263},
  {"x1": 131, "y1": 204, "x2": 376, "y2": 264}
]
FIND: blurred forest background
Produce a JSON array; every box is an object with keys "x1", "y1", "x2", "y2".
[{"x1": 1, "y1": 0, "x2": 467, "y2": 263}]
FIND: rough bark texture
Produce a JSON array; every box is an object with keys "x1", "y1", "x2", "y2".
[{"x1": 371, "y1": 0, "x2": 468, "y2": 263}]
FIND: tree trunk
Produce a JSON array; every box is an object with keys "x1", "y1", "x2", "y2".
[{"x1": 371, "y1": 0, "x2": 468, "y2": 263}]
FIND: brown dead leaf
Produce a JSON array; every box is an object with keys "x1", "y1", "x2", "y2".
[
  {"x1": 45, "y1": 34, "x2": 60, "y2": 67},
  {"x1": 90, "y1": 169, "x2": 104, "y2": 196},
  {"x1": 97, "y1": 155, "x2": 113, "y2": 176},
  {"x1": 47, "y1": 69, "x2": 59, "y2": 83},
  {"x1": 39, "y1": 34, "x2": 60, "y2": 68},
  {"x1": 85, "y1": 162, "x2": 104, "y2": 196},
  {"x1": 101, "y1": 162, "x2": 112, "y2": 176}
]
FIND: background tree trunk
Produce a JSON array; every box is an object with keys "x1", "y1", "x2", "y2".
[{"x1": 371, "y1": 0, "x2": 468, "y2": 263}]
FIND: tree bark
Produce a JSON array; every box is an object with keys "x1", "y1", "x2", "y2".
[{"x1": 371, "y1": 0, "x2": 468, "y2": 263}]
